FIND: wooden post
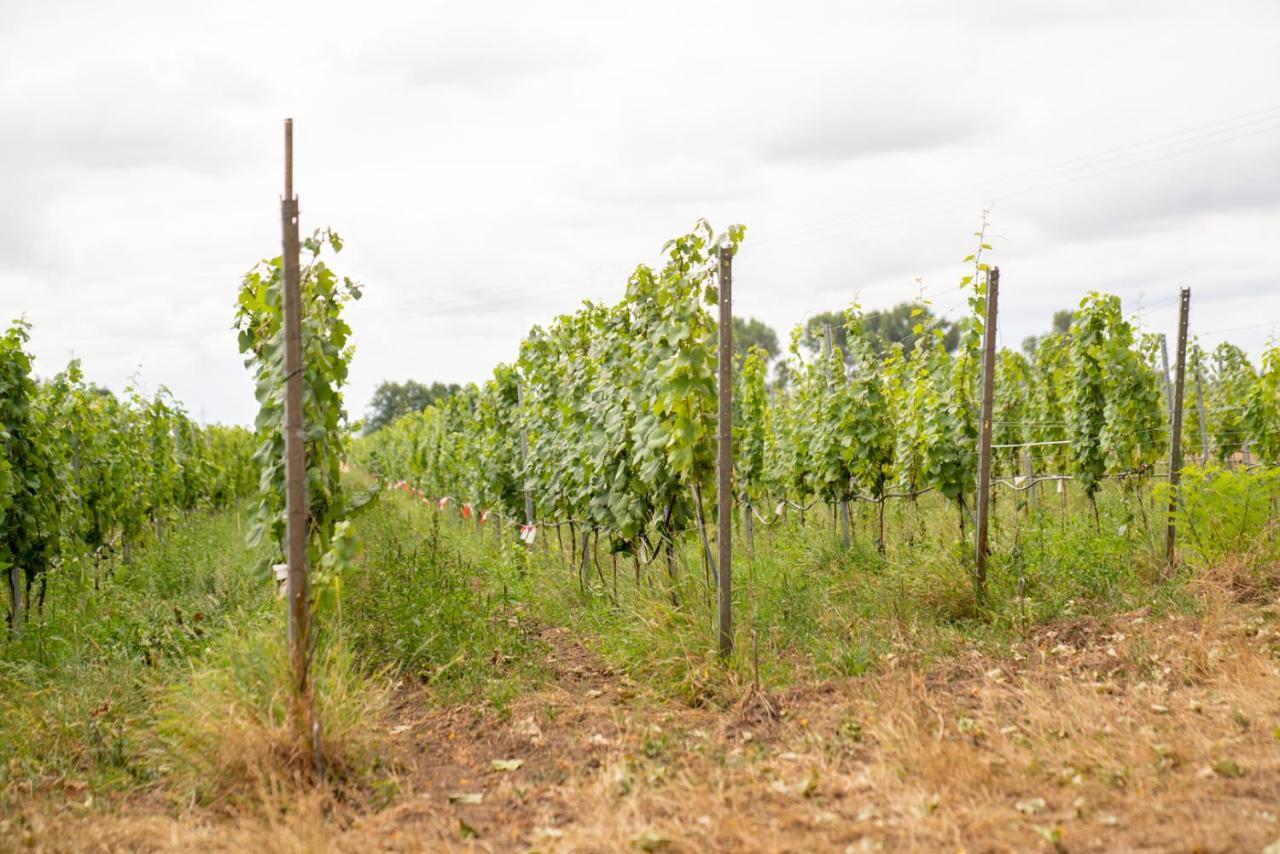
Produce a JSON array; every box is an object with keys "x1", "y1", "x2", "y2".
[
  {"x1": 1195, "y1": 363, "x2": 1209, "y2": 465},
  {"x1": 974, "y1": 267, "x2": 1000, "y2": 601},
  {"x1": 281, "y1": 119, "x2": 311, "y2": 722},
  {"x1": 822, "y1": 324, "x2": 852, "y2": 548},
  {"x1": 717, "y1": 244, "x2": 733, "y2": 657},
  {"x1": 1159, "y1": 334, "x2": 1173, "y2": 426},
  {"x1": 1165, "y1": 288, "x2": 1191, "y2": 567},
  {"x1": 517, "y1": 382, "x2": 535, "y2": 527}
]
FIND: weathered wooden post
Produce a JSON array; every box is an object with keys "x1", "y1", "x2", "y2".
[
  {"x1": 717, "y1": 243, "x2": 734, "y2": 657},
  {"x1": 1165, "y1": 288, "x2": 1191, "y2": 568},
  {"x1": 974, "y1": 267, "x2": 1000, "y2": 601},
  {"x1": 281, "y1": 119, "x2": 311, "y2": 730}
]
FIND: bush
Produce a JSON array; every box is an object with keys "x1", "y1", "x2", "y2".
[{"x1": 1166, "y1": 465, "x2": 1280, "y2": 568}]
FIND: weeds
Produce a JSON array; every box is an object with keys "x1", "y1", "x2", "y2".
[
  {"x1": 0, "y1": 509, "x2": 268, "y2": 800},
  {"x1": 411, "y1": 473, "x2": 1272, "y2": 705},
  {"x1": 156, "y1": 621, "x2": 389, "y2": 812},
  {"x1": 340, "y1": 498, "x2": 541, "y2": 705}
]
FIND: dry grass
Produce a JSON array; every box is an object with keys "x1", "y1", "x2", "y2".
[
  {"x1": 7, "y1": 588, "x2": 1280, "y2": 853},
  {"x1": 152, "y1": 625, "x2": 393, "y2": 815}
]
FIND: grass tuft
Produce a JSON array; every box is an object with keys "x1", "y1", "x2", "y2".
[{"x1": 155, "y1": 621, "x2": 390, "y2": 812}]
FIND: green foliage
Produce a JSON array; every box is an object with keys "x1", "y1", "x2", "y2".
[
  {"x1": 807, "y1": 338, "x2": 857, "y2": 506},
  {"x1": 235, "y1": 228, "x2": 362, "y2": 569},
  {"x1": 356, "y1": 214, "x2": 1271, "y2": 606},
  {"x1": 1068, "y1": 293, "x2": 1117, "y2": 499},
  {"x1": 734, "y1": 346, "x2": 772, "y2": 505},
  {"x1": 842, "y1": 308, "x2": 896, "y2": 502},
  {"x1": 1209, "y1": 343, "x2": 1256, "y2": 462},
  {"x1": 1103, "y1": 329, "x2": 1165, "y2": 476},
  {"x1": 411, "y1": 478, "x2": 1181, "y2": 703},
  {"x1": 1029, "y1": 332, "x2": 1071, "y2": 475},
  {"x1": 0, "y1": 321, "x2": 254, "y2": 628},
  {"x1": 0, "y1": 509, "x2": 268, "y2": 796},
  {"x1": 340, "y1": 495, "x2": 537, "y2": 701},
  {"x1": 1166, "y1": 465, "x2": 1280, "y2": 567},
  {"x1": 1065, "y1": 294, "x2": 1168, "y2": 510},
  {"x1": 0, "y1": 321, "x2": 61, "y2": 598},
  {"x1": 992, "y1": 349, "x2": 1031, "y2": 477},
  {"x1": 1244, "y1": 343, "x2": 1280, "y2": 464},
  {"x1": 359, "y1": 220, "x2": 746, "y2": 556}
]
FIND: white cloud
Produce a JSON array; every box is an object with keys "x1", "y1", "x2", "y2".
[{"x1": 0, "y1": 0, "x2": 1277, "y2": 426}]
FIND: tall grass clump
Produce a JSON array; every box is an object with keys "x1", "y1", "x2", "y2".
[{"x1": 155, "y1": 618, "x2": 390, "y2": 811}]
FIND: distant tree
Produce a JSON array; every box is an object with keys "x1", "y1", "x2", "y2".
[
  {"x1": 1021, "y1": 309, "x2": 1074, "y2": 356},
  {"x1": 801, "y1": 303, "x2": 959, "y2": 362},
  {"x1": 733, "y1": 316, "x2": 780, "y2": 363},
  {"x1": 364, "y1": 379, "x2": 459, "y2": 434}
]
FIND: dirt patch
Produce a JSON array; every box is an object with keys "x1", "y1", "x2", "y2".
[
  {"x1": 10, "y1": 604, "x2": 1280, "y2": 852},
  {"x1": 363, "y1": 625, "x2": 687, "y2": 848}
]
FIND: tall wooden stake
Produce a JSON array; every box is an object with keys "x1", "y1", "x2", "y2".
[
  {"x1": 974, "y1": 267, "x2": 1000, "y2": 601},
  {"x1": 717, "y1": 244, "x2": 734, "y2": 657},
  {"x1": 281, "y1": 119, "x2": 311, "y2": 724},
  {"x1": 1165, "y1": 288, "x2": 1191, "y2": 568},
  {"x1": 517, "y1": 382, "x2": 535, "y2": 527},
  {"x1": 822, "y1": 323, "x2": 852, "y2": 548}
]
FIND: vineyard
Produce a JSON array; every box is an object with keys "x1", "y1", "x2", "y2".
[
  {"x1": 1, "y1": 321, "x2": 255, "y2": 633},
  {"x1": 3, "y1": 140, "x2": 1280, "y2": 852},
  {"x1": 358, "y1": 220, "x2": 1280, "y2": 610}
]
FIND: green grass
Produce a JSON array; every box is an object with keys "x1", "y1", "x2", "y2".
[
  {"x1": 0, "y1": 508, "x2": 271, "y2": 800},
  {"x1": 0, "y1": 490, "x2": 548, "y2": 807},
  {"x1": 340, "y1": 496, "x2": 543, "y2": 713},
  {"x1": 402, "y1": 477, "x2": 1264, "y2": 706},
  {"x1": 4, "y1": 468, "x2": 1269, "y2": 808},
  {"x1": 0, "y1": 501, "x2": 408, "y2": 809}
]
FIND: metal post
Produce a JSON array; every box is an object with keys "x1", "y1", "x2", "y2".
[
  {"x1": 717, "y1": 244, "x2": 733, "y2": 657},
  {"x1": 822, "y1": 323, "x2": 851, "y2": 547},
  {"x1": 281, "y1": 119, "x2": 311, "y2": 715},
  {"x1": 974, "y1": 267, "x2": 1000, "y2": 600},
  {"x1": 1165, "y1": 288, "x2": 1191, "y2": 567},
  {"x1": 517, "y1": 382, "x2": 535, "y2": 527}
]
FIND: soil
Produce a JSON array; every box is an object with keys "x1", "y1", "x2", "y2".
[{"x1": 8, "y1": 602, "x2": 1280, "y2": 853}]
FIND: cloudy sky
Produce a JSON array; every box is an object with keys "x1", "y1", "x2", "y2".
[{"x1": 2, "y1": 0, "x2": 1278, "y2": 425}]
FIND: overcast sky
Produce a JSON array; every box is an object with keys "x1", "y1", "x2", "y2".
[{"x1": 2, "y1": 0, "x2": 1278, "y2": 425}]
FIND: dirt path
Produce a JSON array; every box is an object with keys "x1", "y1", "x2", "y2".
[
  {"x1": 12, "y1": 597, "x2": 1280, "y2": 852},
  {"x1": 356, "y1": 625, "x2": 732, "y2": 849},
  {"x1": 341, "y1": 602, "x2": 1280, "y2": 852}
]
